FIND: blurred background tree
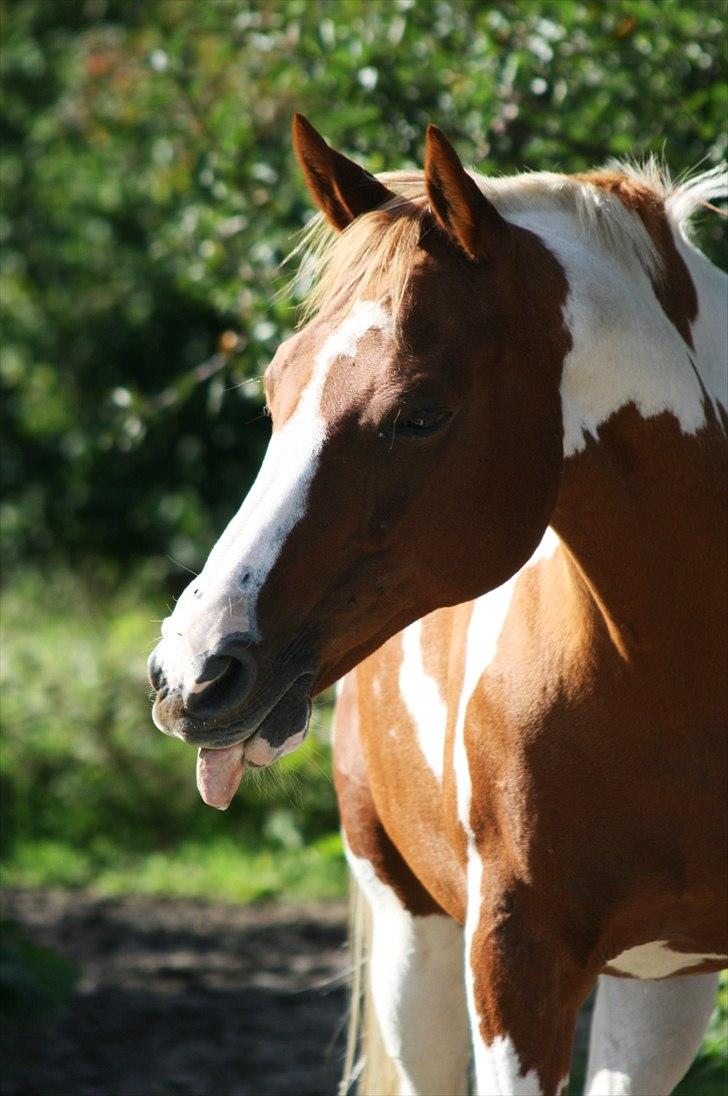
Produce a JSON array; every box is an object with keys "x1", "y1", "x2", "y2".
[
  {"x1": 1, "y1": 0, "x2": 727, "y2": 895},
  {"x1": 1, "y1": 0, "x2": 725, "y2": 573},
  {"x1": 1, "y1": 7, "x2": 726, "y2": 1087}
]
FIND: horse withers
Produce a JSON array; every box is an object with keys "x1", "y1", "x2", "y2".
[{"x1": 148, "y1": 115, "x2": 727, "y2": 1096}]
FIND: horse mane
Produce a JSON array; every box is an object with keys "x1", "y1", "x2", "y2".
[
  {"x1": 293, "y1": 157, "x2": 727, "y2": 326},
  {"x1": 292, "y1": 185, "x2": 429, "y2": 325}
]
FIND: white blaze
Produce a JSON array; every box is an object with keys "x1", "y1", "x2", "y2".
[{"x1": 158, "y1": 300, "x2": 391, "y2": 689}]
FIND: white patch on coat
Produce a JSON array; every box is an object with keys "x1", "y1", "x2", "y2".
[
  {"x1": 503, "y1": 206, "x2": 726, "y2": 457},
  {"x1": 608, "y1": 941, "x2": 727, "y2": 979},
  {"x1": 469, "y1": 169, "x2": 662, "y2": 286},
  {"x1": 586, "y1": 971, "x2": 720, "y2": 1095},
  {"x1": 344, "y1": 841, "x2": 471, "y2": 1096},
  {"x1": 156, "y1": 300, "x2": 391, "y2": 691},
  {"x1": 473, "y1": 1033, "x2": 546, "y2": 1096},
  {"x1": 453, "y1": 527, "x2": 560, "y2": 1096},
  {"x1": 399, "y1": 619, "x2": 447, "y2": 780}
]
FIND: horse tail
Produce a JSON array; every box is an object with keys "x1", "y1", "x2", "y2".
[{"x1": 339, "y1": 874, "x2": 399, "y2": 1096}]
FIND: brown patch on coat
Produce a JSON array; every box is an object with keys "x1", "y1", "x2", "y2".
[
  {"x1": 576, "y1": 170, "x2": 698, "y2": 347},
  {"x1": 332, "y1": 671, "x2": 443, "y2": 917},
  {"x1": 419, "y1": 611, "x2": 450, "y2": 686},
  {"x1": 468, "y1": 873, "x2": 592, "y2": 1094},
  {"x1": 336, "y1": 614, "x2": 470, "y2": 922}
]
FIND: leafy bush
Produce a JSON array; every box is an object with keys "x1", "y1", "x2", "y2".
[{"x1": 1, "y1": 0, "x2": 725, "y2": 572}]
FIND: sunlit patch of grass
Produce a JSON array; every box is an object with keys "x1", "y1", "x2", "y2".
[{"x1": 2, "y1": 833, "x2": 346, "y2": 905}]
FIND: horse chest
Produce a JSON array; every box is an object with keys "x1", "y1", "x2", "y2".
[{"x1": 351, "y1": 587, "x2": 726, "y2": 947}]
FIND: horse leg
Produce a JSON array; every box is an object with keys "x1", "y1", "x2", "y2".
[
  {"x1": 466, "y1": 869, "x2": 590, "y2": 1096},
  {"x1": 346, "y1": 845, "x2": 471, "y2": 1095},
  {"x1": 334, "y1": 673, "x2": 471, "y2": 1096},
  {"x1": 585, "y1": 971, "x2": 719, "y2": 1095}
]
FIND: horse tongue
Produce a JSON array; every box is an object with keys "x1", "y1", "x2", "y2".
[{"x1": 196, "y1": 743, "x2": 245, "y2": 810}]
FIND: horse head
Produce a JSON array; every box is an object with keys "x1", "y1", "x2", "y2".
[{"x1": 148, "y1": 117, "x2": 570, "y2": 804}]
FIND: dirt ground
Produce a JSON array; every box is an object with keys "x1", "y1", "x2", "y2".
[{"x1": 1, "y1": 889, "x2": 350, "y2": 1096}]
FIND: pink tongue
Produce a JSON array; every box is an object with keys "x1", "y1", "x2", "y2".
[{"x1": 196, "y1": 743, "x2": 245, "y2": 810}]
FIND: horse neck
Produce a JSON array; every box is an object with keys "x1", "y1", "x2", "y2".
[
  {"x1": 552, "y1": 405, "x2": 727, "y2": 669},
  {"x1": 536, "y1": 213, "x2": 728, "y2": 671}
]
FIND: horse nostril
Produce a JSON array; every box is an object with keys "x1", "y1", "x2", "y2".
[
  {"x1": 147, "y1": 648, "x2": 166, "y2": 691},
  {"x1": 216, "y1": 631, "x2": 256, "y2": 664},
  {"x1": 183, "y1": 633, "x2": 257, "y2": 716},
  {"x1": 194, "y1": 653, "x2": 232, "y2": 686}
]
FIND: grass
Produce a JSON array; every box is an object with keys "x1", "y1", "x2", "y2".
[{"x1": 3, "y1": 833, "x2": 346, "y2": 905}]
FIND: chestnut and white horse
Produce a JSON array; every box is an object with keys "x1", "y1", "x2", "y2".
[{"x1": 149, "y1": 116, "x2": 727, "y2": 1096}]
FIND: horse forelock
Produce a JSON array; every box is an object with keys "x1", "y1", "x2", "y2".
[{"x1": 293, "y1": 190, "x2": 428, "y2": 330}]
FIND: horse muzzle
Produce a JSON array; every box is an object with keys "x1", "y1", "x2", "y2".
[
  {"x1": 148, "y1": 630, "x2": 259, "y2": 722},
  {"x1": 148, "y1": 633, "x2": 316, "y2": 805}
]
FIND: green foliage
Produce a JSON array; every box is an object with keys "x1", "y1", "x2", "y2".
[
  {"x1": 1, "y1": 568, "x2": 343, "y2": 900},
  {"x1": 675, "y1": 973, "x2": 728, "y2": 1096},
  {"x1": 1, "y1": 9, "x2": 726, "y2": 1080},
  {"x1": 1, "y1": 0, "x2": 725, "y2": 571}
]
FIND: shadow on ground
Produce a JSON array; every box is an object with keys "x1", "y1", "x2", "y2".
[
  {"x1": 1, "y1": 889, "x2": 349, "y2": 1096},
  {"x1": 4, "y1": 889, "x2": 719, "y2": 1096}
]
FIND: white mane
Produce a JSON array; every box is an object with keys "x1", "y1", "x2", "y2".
[
  {"x1": 470, "y1": 158, "x2": 727, "y2": 281},
  {"x1": 297, "y1": 158, "x2": 727, "y2": 324}
]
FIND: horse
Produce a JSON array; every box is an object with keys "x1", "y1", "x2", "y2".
[{"x1": 148, "y1": 115, "x2": 727, "y2": 1096}]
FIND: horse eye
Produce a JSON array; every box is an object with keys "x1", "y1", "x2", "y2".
[{"x1": 394, "y1": 408, "x2": 453, "y2": 439}]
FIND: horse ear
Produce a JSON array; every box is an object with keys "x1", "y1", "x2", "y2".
[
  {"x1": 292, "y1": 113, "x2": 396, "y2": 231},
  {"x1": 424, "y1": 124, "x2": 509, "y2": 261}
]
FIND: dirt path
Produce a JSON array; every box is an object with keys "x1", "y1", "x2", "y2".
[{"x1": 1, "y1": 889, "x2": 350, "y2": 1096}]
